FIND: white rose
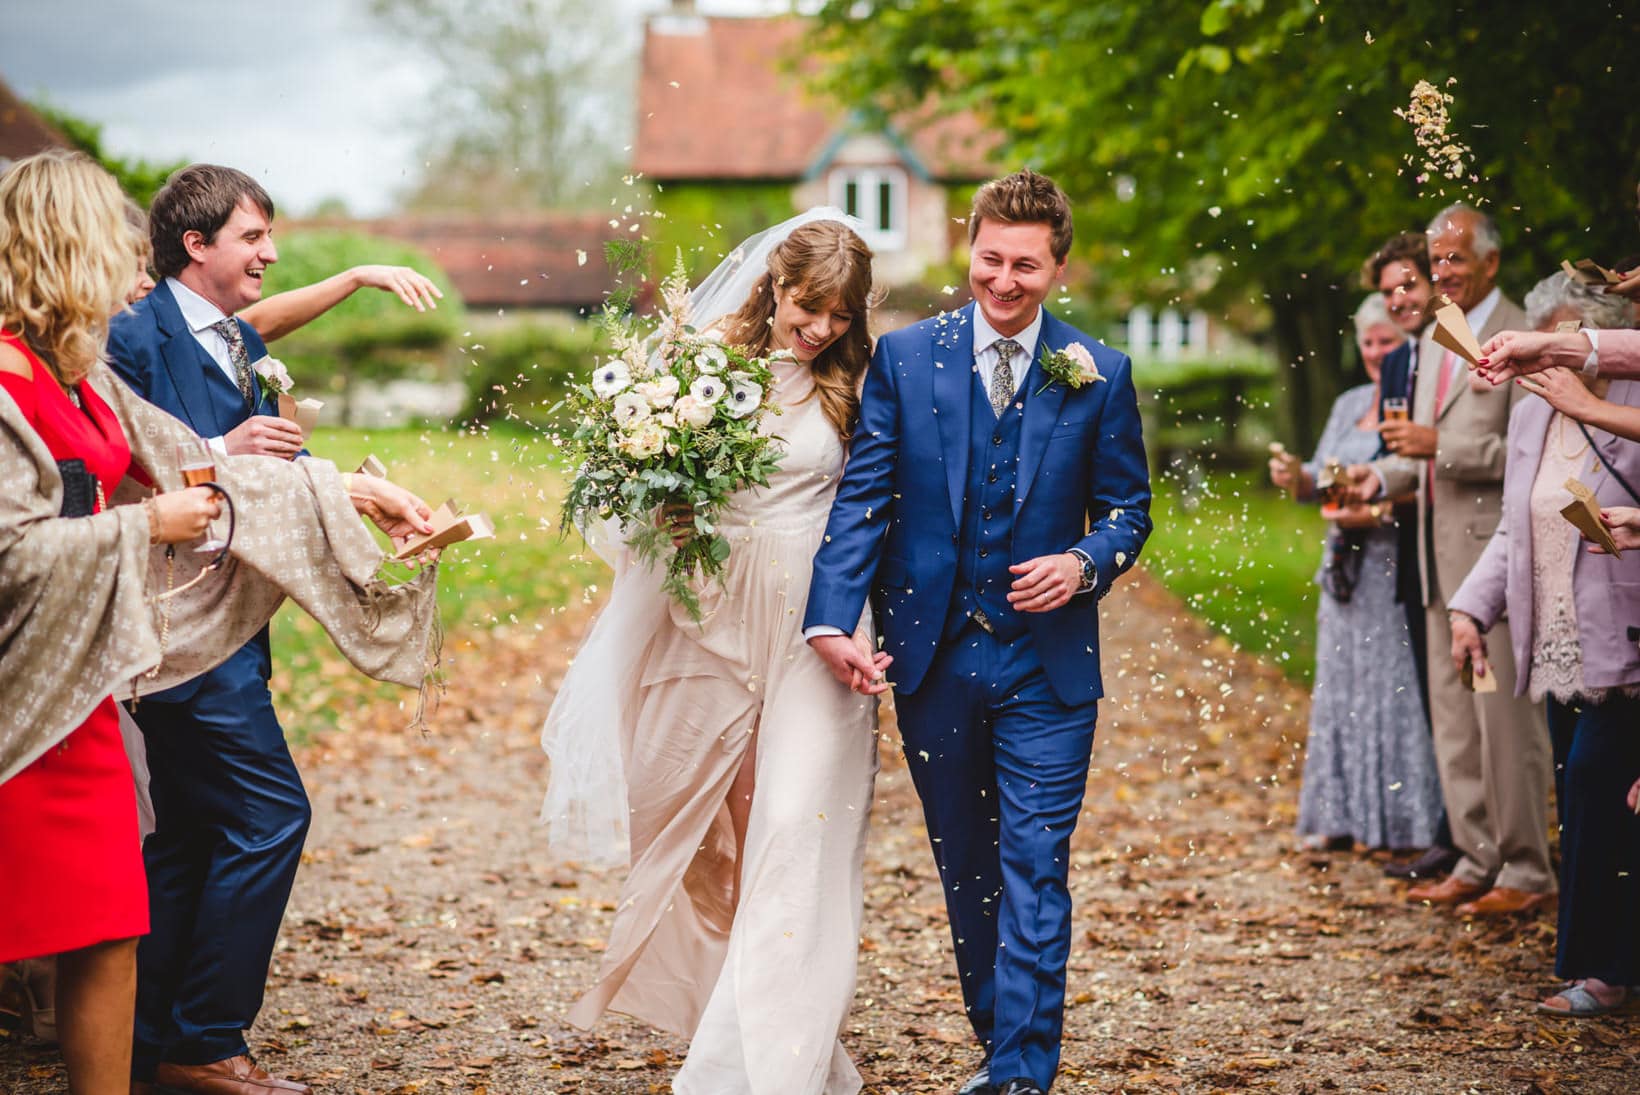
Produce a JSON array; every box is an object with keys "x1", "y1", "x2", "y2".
[
  {"x1": 636, "y1": 376, "x2": 679, "y2": 409},
  {"x1": 724, "y1": 377, "x2": 763, "y2": 419},
  {"x1": 689, "y1": 374, "x2": 725, "y2": 405},
  {"x1": 1065, "y1": 342, "x2": 1104, "y2": 384},
  {"x1": 674, "y1": 394, "x2": 715, "y2": 428},
  {"x1": 618, "y1": 421, "x2": 667, "y2": 459},
  {"x1": 251, "y1": 355, "x2": 292, "y2": 394},
  {"x1": 592, "y1": 361, "x2": 632, "y2": 399},
  {"x1": 612, "y1": 391, "x2": 650, "y2": 429}
]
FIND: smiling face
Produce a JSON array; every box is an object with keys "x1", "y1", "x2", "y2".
[
  {"x1": 1376, "y1": 259, "x2": 1433, "y2": 335},
  {"x1": 1357, "y1": 321, "x2": 1403, "y2": 380},
  {"x1": 769, "y1": 285, "x2": 853, "y2": 364},
  {"x1": 181, "y1": 197, "x2": 277, "y2": 313},
  {"x1": 1427, "y1": 213, "x2": 1499, "y2": 312},
  {"x1": 969, "y1": 219, "x2": 1065, "y2": 337}
]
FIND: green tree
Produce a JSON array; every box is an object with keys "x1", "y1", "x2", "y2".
[
  {"x1": 31, "y1": 101, "x2": 185, "y2": 207},
  {"x1": 811, "y1": 0, "x2": 1639, "y2": 448},
  {"x1": 370, "y1": 0, "x2": 636, "y2": 212}
]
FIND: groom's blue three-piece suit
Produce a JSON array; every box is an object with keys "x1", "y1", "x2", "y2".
[
  {"x1": 806, "y1": 302, "x2": 1151, "y2": 1089},
  {"x1": 109, "y1": 281, "x2": 312, "y2": 1076}
]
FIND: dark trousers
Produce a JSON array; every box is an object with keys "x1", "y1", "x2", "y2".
[
  {"x1": 1546, "y1": 695, "x2": 1640, "y2": 985},
  {"x1": 894, "y1": 623, "x2": 1097, "y2": 1091},
  {"x1": 130, "y1": 645, "x2": 310, "y2": 1076}
]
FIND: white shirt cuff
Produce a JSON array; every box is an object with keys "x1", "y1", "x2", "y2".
[
  {"x1": 803, "y1": 625, "x2": 847, "y2": 641},
  {"x1": 208, "y1": 435, "x2": 229, "y2": 459},
  {"x1": 1582, "y1": 328, "x2": 1601, "y2": 378}
]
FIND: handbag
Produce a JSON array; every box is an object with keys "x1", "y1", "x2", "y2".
[
  {"x1": 1320, "y1": 525, "x2": 1368, "y2": 603},
  {"x1": 56, "y1": 458, "x2": 97, "y2": 518}
]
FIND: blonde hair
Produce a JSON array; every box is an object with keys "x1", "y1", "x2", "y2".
[
  {"x1": 0, "y1": 151, "x2": 139, "y2": 384},
  {"x1": 721, "y1": 220, "x2": 878, "y2": 441}
]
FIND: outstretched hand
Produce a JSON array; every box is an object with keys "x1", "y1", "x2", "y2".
[
  {"x1": 809, "y1": 632, "x2": 892, "y2": 696},
  {"x1": 1516, "y1": 367, "x2": 1602, "y2": 423},
  {"x1": 345, "y1": 474, "x2": 436, "y2": 548},
  {"x1": 352, "y1": 265, "x2": 444, "y2": 313},
  {"x1": 1475, "y1": 329, "x2": 1587, "y2": 385}
]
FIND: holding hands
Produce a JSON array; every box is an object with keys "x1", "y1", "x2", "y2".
[{"x1": 809, "y1": 629, "x2": 894, "y2": 696}]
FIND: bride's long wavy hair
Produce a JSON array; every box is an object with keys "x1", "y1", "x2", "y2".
[{"x1": 720, "y1": 220, "x2": 879, "y2": 442}]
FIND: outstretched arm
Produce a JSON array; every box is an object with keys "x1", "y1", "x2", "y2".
[{"x1": 240, "y1": 265, "x2": 443, "y2": 342}]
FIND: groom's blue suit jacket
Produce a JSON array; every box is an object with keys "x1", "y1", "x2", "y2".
[
  {"x1": 108, "y1": 281, "x2": 277, "y2": 703},
  {"x1": 804, "y1": 304, "x2": 1152, "y2": 704}
]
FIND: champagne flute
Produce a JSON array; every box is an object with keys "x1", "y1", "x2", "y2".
[
  {"x1": 1383, "y1": 396, "x2": 1409, "y2": 422},
  {"x1": 175, "y1": 438, "x2": 226, "y2": 553}
]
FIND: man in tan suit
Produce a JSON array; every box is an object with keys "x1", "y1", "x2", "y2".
[{"x1": 1357, "y1": 203, "x2": 1555, "y2": 916}]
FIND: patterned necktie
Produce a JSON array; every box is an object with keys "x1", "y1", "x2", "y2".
[
  {"x1": 989, "y1": 338, "x2": 1021, "y2": 417},
  {"x1": 210, "y1": 317, "x2": 257, "y2": 406}
]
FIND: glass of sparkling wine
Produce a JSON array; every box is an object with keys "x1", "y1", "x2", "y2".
[
  {"x1": 176, "y1": 439, "x2": 226, "y2": 553},
  {"x1": 1383, "y1": 397, "x2": 1409, "y2": 422}
]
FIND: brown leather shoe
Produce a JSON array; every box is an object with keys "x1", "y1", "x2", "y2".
[
  {"x1": 154, "y1": 1056, "x2": 311, "y2": 1095},
  {"x1": 1406, "y1": 874, "x2": 1487, "y2": 905},
  {"x1": 1455, "y1": 886, "x2": 1557, "y2": 918}
]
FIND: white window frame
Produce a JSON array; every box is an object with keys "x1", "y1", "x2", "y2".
[{"x1": 830, "y1": 166, "x2": 909, "y2": 251}]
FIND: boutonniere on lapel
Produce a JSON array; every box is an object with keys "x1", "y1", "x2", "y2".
[
  {"x1": 250, "y1": 355, "x2": 292, "y2": 401},
  {"x1": 1035, "y1": 342, "x2": 1105, "y2": 396}
]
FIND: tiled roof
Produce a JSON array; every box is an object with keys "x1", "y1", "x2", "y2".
[
  {"x1": 0, "y1": 76, "x2": 72, "y2": 164},
  {"x1": 634, "y1": 15, "x2": 994, "y2": 182},
  {"x1": 320, "y1": 215, "x2": 623, "y2": 311}
]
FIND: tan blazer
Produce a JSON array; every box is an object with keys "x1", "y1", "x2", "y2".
[{"x1": 1374, "y1": 293, "x2": 1529, "y2": 605}]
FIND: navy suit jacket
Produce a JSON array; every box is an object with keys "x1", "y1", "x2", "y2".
[
  {"x1": 108, "y1": 280, "x2": 276, "y2": 434},
  {"x1": 108, "y1": 281, "x2": 276, "y2": 702},
  {"x1": 803, "y1": 304, "x2": 1153, "y2": 705},
  {"x1": 1374, "y1": 340, "x2": 1416, "y2": 457}
]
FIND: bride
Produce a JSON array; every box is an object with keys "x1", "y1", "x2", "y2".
[{"x1": 541, "y1": 209, "x2": 890, "y2": 1094}]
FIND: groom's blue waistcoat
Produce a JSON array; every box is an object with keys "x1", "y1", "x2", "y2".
[
  {"x1": 949, "y1": 370, "x2": 1029, "y2": 643},
  {"x1": 804, "y1": 303, "x2": 1154, "y2": 705}
]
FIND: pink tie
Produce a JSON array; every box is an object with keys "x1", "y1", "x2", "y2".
[{"x1": 1426, "y1": 350, "x2": 1459, "y2": 497}]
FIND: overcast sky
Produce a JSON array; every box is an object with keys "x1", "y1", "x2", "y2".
[{"x1": 1, "y1": 0, "x2": 785, "y2": 217}]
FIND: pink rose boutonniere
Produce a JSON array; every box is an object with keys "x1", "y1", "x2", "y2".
[{"x1": 1035, "y1": 342, "x2": 1105, "y2": 395}]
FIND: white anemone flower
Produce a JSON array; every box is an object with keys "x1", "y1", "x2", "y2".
[
  {"x1": 696, "y1": 344, "x2": 729, "y2": 372},
  {"x1": 592, "y1": 361, "x2": 632, "y2": 399},
  {"x1": 724, "y1": 377, "x2": 763, "y2": 419},
  {"x1": 612, "y1": 391, "x2": 650, "y2": 429},
  {"x1": 689, "y1": 374, "x2": 725, "y2": 405}
]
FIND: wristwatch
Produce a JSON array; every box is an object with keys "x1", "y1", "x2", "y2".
[{"x1": 1067, "y1": 548, "x2": 1097, "y2": 594}]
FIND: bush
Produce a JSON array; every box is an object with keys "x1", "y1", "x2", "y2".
[
  {"x1": 456, "y1": 316, "x2": 600, "y2": 427},
  {"x1": 261, "y1": 230, "x2": 465, "y2": 393},
  {"x1": 1133, "y1": 356, "x2": 1280, "y2": 465}
]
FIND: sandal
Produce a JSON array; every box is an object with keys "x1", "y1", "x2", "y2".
[{"x1": 1537, "y1": 984, "x2": 1627, "y2": 1017}]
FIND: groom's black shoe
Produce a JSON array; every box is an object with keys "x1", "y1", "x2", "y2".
[
  {"x1": 1384, "y1": 844, "x2": 1460, "y2": 880},
  {"x1": 956, "y1": 1064, "x2": 995, "y2": 1094},
  {"x1": 997, "y1": 1081, "x2": 1045, "y2": 1095}
]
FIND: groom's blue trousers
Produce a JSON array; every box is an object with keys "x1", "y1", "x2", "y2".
[{"x1": 894, "y1": 620, "x2": 1096, "y2": 1090}]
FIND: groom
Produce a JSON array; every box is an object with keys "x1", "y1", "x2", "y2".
[{"x1": 805, "y1": 169, "x2": 1151, "y2": 1095}]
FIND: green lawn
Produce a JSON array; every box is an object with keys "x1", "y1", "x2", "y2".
[
  {"x1": 1141, "y1": 466, "x2": 1326, "y2": 683},
  {"x1": 268, "y1": 424, "x2": 599, "y2": 735}
]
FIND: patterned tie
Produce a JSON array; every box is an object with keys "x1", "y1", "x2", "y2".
[
  {"x1": 211, "y1": 317, "x2": 257, "y2": 406},
  {"x1": 989, "y1": 338, "x2": 1021, "y2": 417}
]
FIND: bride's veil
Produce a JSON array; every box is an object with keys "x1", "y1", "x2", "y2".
[{"x1": 538, "y1": 206, "x2": 863, "y2": 867}]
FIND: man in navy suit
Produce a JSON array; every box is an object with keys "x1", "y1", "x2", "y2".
[
  {"x1": 805, "y1": 170, "x2": 1152, "y2": 1095},
  {"x1": 109, "y1": 165, "x2": 312, "y2": 1095}
]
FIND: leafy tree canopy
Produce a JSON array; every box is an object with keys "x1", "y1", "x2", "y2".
[
  {"x1": 811, "y1": 0, "x2": 1639, "y2": 444},
  {"x1": 31, "y1": 100, "x2": 186, "y2": 208}
]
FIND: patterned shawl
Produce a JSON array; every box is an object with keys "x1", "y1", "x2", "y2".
[{"x1": 0, "y1": 360, "x2": 440, "y2": 785}]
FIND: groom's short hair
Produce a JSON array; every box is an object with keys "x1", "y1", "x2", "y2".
[{"x1": 969, "y1": 169, "x2": 1073, "y2": 262}]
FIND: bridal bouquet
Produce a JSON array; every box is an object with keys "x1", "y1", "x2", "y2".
[{"x1": 558, "y1": 257, "x2": 784, "y2": 619}]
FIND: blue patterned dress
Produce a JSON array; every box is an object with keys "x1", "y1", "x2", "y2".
[{"x1": 1296, "y1": 384, "x2": 1443, "y2": 849}]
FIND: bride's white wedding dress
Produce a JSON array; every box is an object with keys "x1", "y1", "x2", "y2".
[{"x1": 559, "y1": 358, "x2": 880, "y2": 1095}]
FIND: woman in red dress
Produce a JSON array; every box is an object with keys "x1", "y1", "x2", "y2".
[{"x1": 0, "y1": 153, "x2": 221, "y2": 1094}]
